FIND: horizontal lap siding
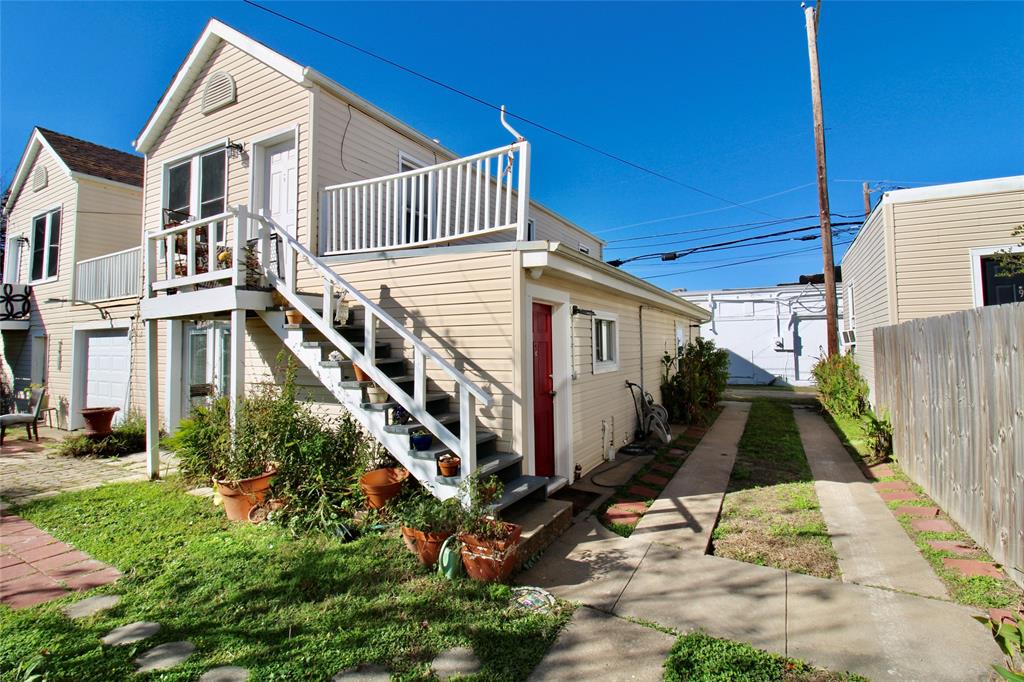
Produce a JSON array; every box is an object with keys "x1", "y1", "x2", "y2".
[
  {"x1": 840, "y1": 208, "x2": 890, "y2": 404},
  {"x1": 892, "y1": 190, "x2": 1024, "y2": 321},
  {"x1": 74, "y1": 180, "x2": 143, "y2": 263}
]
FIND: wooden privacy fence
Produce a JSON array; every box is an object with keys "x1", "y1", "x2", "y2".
[{"x1": 875, "y1": 302, "x2": 1024, "y2": 588}]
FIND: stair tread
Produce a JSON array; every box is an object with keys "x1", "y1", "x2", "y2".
[
  {"x1": 361, "y1": 392, "x2": 447, "y2": 411},
  {"x1": 384, "y1": 413, "x2": 459, "y2": 434},
  {"x1": 492, "y1": 475, "x2": 548, "y2": 511},
  {"x1": 409, "y1": 431, "x2": 497, "y2": 459},
  {"x1": 340, "y1": 374, "x2": 416, "y2": 389},
  {"x1": 434, "y1": 451, "x2": 522, "y2": 486},
  {"x1": 320, "y1": 357, "x2": 404, "y2": 368}
]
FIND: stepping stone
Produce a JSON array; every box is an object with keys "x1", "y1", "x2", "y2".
[
  {"x1": 331, "y1": 664, "x2": 390, "y2": 681},
  {"x1": 912, "y1": 519, "x2": 955, "y2": 533},
  {"x1": 873, "y1": 481, "x2": 910, "y2": 491},
  {"x1": 989, "y1": 608, "x2": 1022, "y2": 625},
  {"x1": 602, "y1": 510, "x2": 640, "y2": 526},
  {"x1": 651, "y1": 462, "x2": 677, "y2": 475},
  {"x1": 200, "y1": 666, "x2": 250, "y2": 681},
  {"x1": 893, "y1": 506, "x2": 939, "y2": 518},
  {"x1": 627, "y1": 485, "x2": 660, "y2": 499},
  {"x1": 869, "y1": 464, "x2": 895, "y2": 478},
  {"x1": 879, "y1": 491, "x2": 918, "y2": 502},
  {"x1": 942, "y1": 558, "x2": 1004, "y2": 579},
  {"x1": 431, "y1": 646, "x2": 481, "y2": 680},
  {"x1": 667, "y1": 448, "x2": 687, "y2": 456},
  {"x1": 640, "y1": 473, "x2": 670, "y2": 487},
  {"x1": 609, "y1": 501, "x2": 647, "y2": 516},
  {"x1": 62, "y1": 594, "x2": 121, "y2": 619},
  {"x1": 134, "y1": 641, "x2": 195, "y2": 672},
  {"x1": 927, "y1": 540, "x2": 977, "y2": 556},
  {"x1": 102, "y1": 620, "x2": 161, "y2": 646}
]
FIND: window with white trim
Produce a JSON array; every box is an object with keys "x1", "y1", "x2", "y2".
[
  {"x1": 163, "y1": 147, "x2": 227, "y2": 254},
  {"x1": 29, "y1": 208, "x2": 61, "y2": 282},
  {"x1": 592, "y1": 312, "x2": 619, "y2": 373}
]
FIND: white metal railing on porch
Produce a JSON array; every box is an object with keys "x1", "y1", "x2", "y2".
[
  {"x1": 319, "y1": 141, "x2": 530, "y2": 255},
  {"x1": 251, "y1": 211, "x2": 492, "y2": 479},
  {"x1": 75, "y1": 247, "x2": 142, "y2": 302},
  {"x1": 144, "y1": 210, "x2": 248, "y2": 295}
]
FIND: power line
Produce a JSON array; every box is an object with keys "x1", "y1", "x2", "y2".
[
  {"x1": 605, "y1": 213, "x2": 863, "y2": 247},
  {"x1": 242, "y1": 0, "x2": 780, "y2": 219},
  {"x1": 607, "y1": 220, "x2": 860, "y2": 252},
  {"x1": 641, "y1": 238, "x2": 856, "y2": 280}
]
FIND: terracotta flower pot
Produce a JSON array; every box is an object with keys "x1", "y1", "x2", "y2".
[
  {"x1": 459, "y1": 522, "x2": 523, "y2": 582},
  {"x1": 438, "y1": 457, "x2": 461, "y2": 477},
  {"x1": 353, "y1": 364, "x2": 370, "y2": 382},
  {"x1": 401, "y1": 526, "x2": 453, "y2": 569},
  {"x1": 80, "y1": 407, "x2": 120, "y2": 439},
  {"x1": 215, "y1": 468, "x2": 277, "y2": 522},
  {"x1": 285, "y1": 309, "x2": 304, "y2": 325},
  {"x1": 359, "y1": 467, "x2": 409, "y2": 509}
]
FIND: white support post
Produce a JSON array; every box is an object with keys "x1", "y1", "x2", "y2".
[
  {"x1": 515, "y1": 141, "x2": 531, "y2": 240},
  {"x1": 364, "y1": 309, "x2": 376, "y2": 367},
  {"x1": 145, "y1": 236, "x2": 157, "y2": 298},
  {"x1": 413, "y1": 348, "x2": 426, "y2": 408},
  {"x1": 232, "y1": 206, "x2": 248, "y2": 287},
  {"x1": 166, "y1": 320, "x2": 183, "y2": 433},
  {"x1": 258, "y1": 208, "x2": 271, "y2": 285},
  {"x1": 459, "y1": 389, "x2": 477, "y2": 477},
  {"x1": 145, "y1": 320, "x2": 161, "y2": 479},
  {"x1": 322, "y1": 281, "x2": 333, "y2": 323},
  {"x1": 228, "y1": 308, "x2": 246, "y2": 434}
]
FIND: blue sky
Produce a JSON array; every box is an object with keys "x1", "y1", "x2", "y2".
[{"x1": 2, "y1": 2, "x2": 1021, "y2": 291}]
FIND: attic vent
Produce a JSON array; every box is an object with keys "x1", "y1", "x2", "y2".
[
  {"x1": 32, "y1": 166, "x2": 47, "y2": 191},
  {"x1": 201, "y1": 71, "x2": 236, "y2": 114}
]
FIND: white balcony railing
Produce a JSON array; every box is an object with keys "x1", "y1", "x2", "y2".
[
  {"x1": 319, "y1": 141, "x2": 530, "y2": 255},
  {"x1": 144, "y1": 211, "x2": 247, "y2": 295},
  {"x1": 75, "y1": 247, "x2": 142, "y2": 302}
]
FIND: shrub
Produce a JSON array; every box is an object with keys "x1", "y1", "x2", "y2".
[
  {"x1": 165, "y1": 398, "x2": 231, "y2": 483},
  {"x1": 661, "y1": 337, "x2": 730, "y2": 424},
  {"x1": 56, "y1": 413, "x2": 148, "y2": 458},
  {"x1": 664, "y1": 632, "x2": 803, "y2": 681},
  {"x1": 863, "y1": 411, "x2": 893, "y2": 462},
  {"x1": 811, "y1": 352, "x2": 869, "y2": 418},
  {"x1": 395, "y1": 490, "x2": 462, "y2": 534}
]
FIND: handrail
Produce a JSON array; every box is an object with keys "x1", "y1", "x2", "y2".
[
  {"x1": 323, "y1": 144, "x2": 520, "y2": 192},
  {"x1": 75, "y1": 247, "x2": 141, "y2": 302},
  {"x1": 250, "y1": 211, "x2": 491, "y2": 406},
  {"x1": 145, "y1": 211, "x2": 233, "y2": 240}
]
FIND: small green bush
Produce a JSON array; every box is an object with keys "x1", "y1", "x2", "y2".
[
  {"x1": 394, "y1": 490, "x2": 462, "y2": 534},
  {"x1": 664, "y1": 632, "x2": 800, "y2": 681},
  {"x1": 661, "y1": 337, "x2": 730, "y2": 424},
  {"x1": 863, "y1": 411, "x2": 893, "y2": 462},
  {"x1": 56, "y1": 413, "x2": 148, "y2": 458},
  {"x1": 811, "y1": 352, "x2": 869, "y2": 418}
]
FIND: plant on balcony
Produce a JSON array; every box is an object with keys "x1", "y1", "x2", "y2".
[
  {"x1": 395, "y1": 491, "x2": 462, "y2": 568},
  {"x1": 457, "y1": 474, "x2": 522, "y2": 582}
]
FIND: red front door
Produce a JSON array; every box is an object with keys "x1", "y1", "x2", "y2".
[{"x1": 532, "y1": 302, "x2": 555, "y2": 477}]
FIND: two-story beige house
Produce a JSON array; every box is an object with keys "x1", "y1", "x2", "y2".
[
  {"x1": 841, "y1": 176, "x2": 1024, "y2": 403},
  {"x1": 133, "y1": 19, "x2": 709, "y2": 508},
  {"x1": 1, "y1": 128, "x2": 145, "y2": 430}
]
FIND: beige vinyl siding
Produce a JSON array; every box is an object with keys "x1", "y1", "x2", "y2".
[
  {"x1": 530, "y1": 207, "x2": 603, "y2": 259},
  {"x1": 891, "y1": 189, "x2": 1024, "y2": 321},
  {"x1": 839, "y1": 207, "x2": 891, "y2": 404},
  {"x1": 73, "y1": 179, "x2": 143, "y2": 262}
]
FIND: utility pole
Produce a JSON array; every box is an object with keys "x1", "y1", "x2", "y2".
[
  {"x1": 862, "y1": 182, "x2": 872, "y2": 217},
  {"x1": 803, "y1": 1, "x2": 839, "y2": 356}
]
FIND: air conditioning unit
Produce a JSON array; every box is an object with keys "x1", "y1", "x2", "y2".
[{"x1": 841, "y1": 329, "x2": 857, "y2": 345}]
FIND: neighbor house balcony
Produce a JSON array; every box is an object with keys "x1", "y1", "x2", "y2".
[
  {"x1": 0, "y1": 282, "x2": 32, "y2": 330},
  {"x1": 75, "y1": 247, "x2": 142, "y2": 303},
  {"x1": 318, "y1": 141, "x2": 530, "y2": 256}
]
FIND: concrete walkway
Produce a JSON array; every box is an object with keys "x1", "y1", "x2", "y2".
[
  {"x1": 792, "y1": 406, "x2": 948, "y2": 598},
  {"x1": 521, "y1": 402, "x2": 1003, "y2": 681}
]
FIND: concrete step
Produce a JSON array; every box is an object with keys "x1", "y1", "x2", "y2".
[
  {"x1": 322, "y1": 357, "x2": 406, "y2": 377},
  {"x1": 492, "y1": 475, "x2": 548, "y2": 512},
  {"x1": 301, "y1": 340, "x2": 391, "y2": 358},
  {"x1": 434, "y1": 451, "x2": 523, "y2": 487},
  {"x1": 384, "y1": 412, "x2": 459, "y2": 435},
  {"x1": 361, "y1": 392, "x2": 448, "y2": 412},
  {"x1": 342, "y1": 373, "x2": 415, "y2": 390},
  {"x1": 408, "y1": 431, "x2": 497, "y2": 460}
]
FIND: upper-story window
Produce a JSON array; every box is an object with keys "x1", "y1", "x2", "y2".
[
  {"x1": 164, "y1": 148, "x2": 227, "y2": 229},
  {"x1": 30, "y1": 208, "x2": 61, "y2": 282},
  {"x1": 592, "y1": 311, "x2": 619, "y2": 374}
]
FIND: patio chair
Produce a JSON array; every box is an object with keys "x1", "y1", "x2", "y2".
[{"x1": 0, "y1": 388, "x2": 45, "y2": 446}]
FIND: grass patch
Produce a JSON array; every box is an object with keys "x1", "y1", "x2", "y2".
[
  {"x1": 663, "y1": 632, "x2": 867, "y2": 682},
  {"x1": 0, "y1": 479, "x2": 570, "y2": 681},
  {"x1": 711, "y1": 400, "x2": 840, "y2": 579},
  {"x1": 824, "y1": 410, "x2": 1023, "y2": 610}
]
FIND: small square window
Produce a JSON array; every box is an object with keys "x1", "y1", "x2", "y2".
[{"x1": 592, "y1": 313, "x2": 618, "y2": 374}]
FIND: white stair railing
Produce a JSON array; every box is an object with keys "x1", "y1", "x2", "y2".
[
  {"x1": 319, "y1": 141, "x2": 530, "y2": 255},
  {"x1": 248, "y1": 209, "x2": 491, "y2": 478},
  {"x1": 144, "y1": 210, "x2": 246, "y2": 295}
]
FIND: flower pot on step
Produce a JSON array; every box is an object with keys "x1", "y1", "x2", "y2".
[
  {"x1": 285, "y1": 309, "x2": 304, "y2": 325},
  {"x1": 459, "y1": 523, "x2": 522, "y2": 582},
  {"x1": 353, "y1": 364, "x2": 370, "y2": 382},
  {"x1": 402, "y1": 526, "x2": 453, "y2": 569},
  {"x1": 80, "y1": 407, "x2": 120, "y2": 439},
  {"x1": 438, "y1": 455, "x2": 461, "y2": 477},
  {"x1": 365, "y1": 384, "x2": 388, "y2": 404},
  {"x1": 410, "y1": 432, "x2": 433, "y2": 451},
  {"x1": 359, "y1": 466, "x2": 409, "y2": 509},
  {"x1": 215, "y1": 467, "x2": 277, "y2": 522}
]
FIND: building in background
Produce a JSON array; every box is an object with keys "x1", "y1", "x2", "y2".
[{"x1": 675, "y1": 274, "x2": 842, "y2": 387}]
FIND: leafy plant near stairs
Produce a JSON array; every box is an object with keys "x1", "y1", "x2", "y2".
[
  {"x1": 975, "y1": 610, "x2": 1024, "y2": 681},
  {"x1": 661, "y1": 337, "x2": 730, "y2": 424}
]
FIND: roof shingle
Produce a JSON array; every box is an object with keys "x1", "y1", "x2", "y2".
[{"x1": 37, "y1": 128, "x2": 143, "y2": 188}]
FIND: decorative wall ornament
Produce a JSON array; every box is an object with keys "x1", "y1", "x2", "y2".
[{"x1": 0, "y1": 283, "x2": 32, "y2": 321}]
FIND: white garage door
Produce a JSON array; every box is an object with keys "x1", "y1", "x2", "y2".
[{"x1": 85, "y1": 331, "x2": 130, "y2": 424}]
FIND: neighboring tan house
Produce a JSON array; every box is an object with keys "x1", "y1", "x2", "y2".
[
  {"x1": 1, "y1": 128, "x2": 144, "y2": 430},
  {"x1": 132, "y1": 19, "x2": 709, "y2": 508},
  {"x1": 676, "y1": 273, "x2": 842, "y2": 387},
  {"x1": 841, "y1": 175, "x2": 1024, "y2": 403}
]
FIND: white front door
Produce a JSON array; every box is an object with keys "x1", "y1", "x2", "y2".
[
  {"x1": 264, "y1": 140, "x2": 297, "y2": 235},
  {"x1": 84, "y1": 331, "x2": 131, "y2": 425}
]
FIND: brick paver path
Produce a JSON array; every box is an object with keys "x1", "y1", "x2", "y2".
[{"x1": 0, "y1": 512, "x2": 122, "y2": 609}]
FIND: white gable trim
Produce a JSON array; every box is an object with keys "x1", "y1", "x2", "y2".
[
  {"x1": 880, "y1": 175, "x2": 1024, "y2": 206},
  {"x1": 3, "y1": 129, "x2": 74, "y2": 216},
  {"x1": 134, "y1": 19, "x2": 306, "y2": 153}
]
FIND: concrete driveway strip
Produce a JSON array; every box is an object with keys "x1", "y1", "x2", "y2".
[
  {"x1": 792, "y1": 407, "x2": 947, "y2": 598},
  {"x1": 631, "y1": 401, "x2": 751, "y2": 553},
  {"x1": 528, "y1": 606, "x2": 674, "y2": 681}
]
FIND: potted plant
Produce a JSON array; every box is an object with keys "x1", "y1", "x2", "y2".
[
  {"x1": 457, "y1": 475, "x2": 521, "y2": 582},
  {"x1": 271, "y1": 290, "x2": 288, "y2": 308},
  {"x1": 353, "y1": 363, "x2": 370, "y2": 382},
  {"x1": 80, "y1": 406, "x2": 120, "y2": 439},
  {"x1": 438, "y1": 453, "x2": 461, "y2": 477},
  {"x1": 285, "y1": 308, "x2": 304, "y2": 325},
  {"x1": 359, "y1": 465, "x2": 409, "y2": 509},
  {"x1": 410, "y1": 428, "x2": 433, "y2": 452},
  {"x1": 397, "y1": 494, "x2": 462, "y2": 568},
  {"x1": 365, "y1": 383, "x2": 388, "y2": 404}
]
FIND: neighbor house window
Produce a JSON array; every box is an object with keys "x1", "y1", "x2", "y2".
[
  {"x1": 592, "y1": 312, "x2": 618, "y2": 374},
  {"x1": 980, "y1": 256, "x2": 1024, "y2": 305},
  {"x1": 29, "y1": 208, "x2": 61, "y2": 282}
]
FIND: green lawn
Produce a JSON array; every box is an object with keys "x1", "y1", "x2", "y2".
[
  {"x1": 711, "y1": 400, "x2": 840, "y2": 579},
  {"x1": 0, "y1": 480, "x2": 570, "y2": 681}
]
